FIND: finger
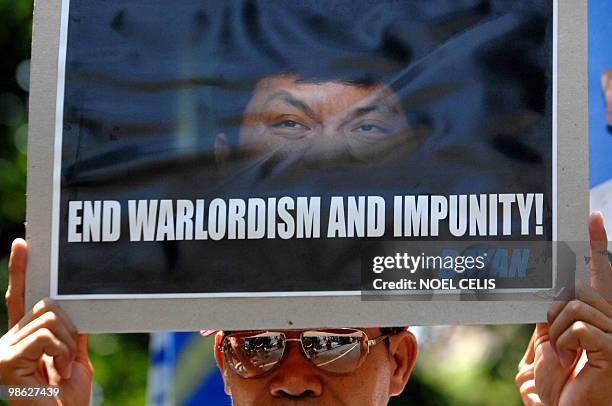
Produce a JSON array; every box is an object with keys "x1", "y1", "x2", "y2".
[
  {"x1": 75, "y1": 334, "x2": 92, "y2": 370},
  {"x1": 575, "y1": 281, "x2": 612, "y2": 317},
  {"x1": 533, "y1": 323, "x2": 550, "y2": 348},
  {"x1": 42, "y1": 353, "x2": 62, "y2": 385},
  {"x1": 74, "y1": 334, "x2": 93, "y2": 379},
  {"x1": 602, "y1": 71, "x2": 612, "y2": 94},
  {"x1": 533, "y1": 339, "x2": 568, "y2": 406},
  {"x1": 546, "y1": 300, "x2": 568, "y2": 327},
  {"x1": 516, "y1": 327, "x2": 540, "y2": 405},
  {"x1": 12, "y1": 298, "x2": 77, "y2": 337},
  {"x1": 518, "y1": 379, "x2": 543, "y2": 406},
  {"x1": 519, "y1": 326, "x2": 538, "y2": 369},
  {"x1": 548, "y1": 283, "x2": 612, "y2": 323},
  {"x1": 588, "y1": 212, "x2": 612, "y2": 300},
  {"x1": 14, "y1": 328, "x2": 74, "y2": 379},
  {"x1": 516, "y1": 360, "x2": 543, "y2": 406},
  {"x1": 6, "y1": 238, "x2": 28, "y2": 328},
  {"x1": 8, "y1": 310, "x2": 77, "y2": 357},
  {"x1": 555, "y1": 321, "x2": 612, "y2": 368},
  {"x1": 548, "y1": 299, "x2": 612, "y2": 356}
]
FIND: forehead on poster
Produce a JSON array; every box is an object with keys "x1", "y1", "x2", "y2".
[{"x1": 23, "y1": 0, "x2": 589, "y2": 331}]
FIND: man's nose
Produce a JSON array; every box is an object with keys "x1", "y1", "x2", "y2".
[
  {"x1": 268, "y1": 342, "x2": 323, "y2": 398},
  {"x1": 315, "y1": 123, "x2": 348, "y2": 142},
  {"x1": 305, "y1": 125, "x2": 349, "y2": 162}
]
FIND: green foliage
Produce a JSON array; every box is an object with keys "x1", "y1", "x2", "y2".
[
  {"x1": 88, "y1": 334, "x2": 149, "y2": 405},
  {"x1": 393, "y1": 325, "x2": 532, "y2": 406}
]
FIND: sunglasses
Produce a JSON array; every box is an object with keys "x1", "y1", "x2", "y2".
[{"x1": 218, "y1": 328, "x2": 394, "y2": 378}]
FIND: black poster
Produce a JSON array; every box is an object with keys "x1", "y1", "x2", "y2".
[{"x1": 53, "y1": 0, "x2": 555, "y2": 298}]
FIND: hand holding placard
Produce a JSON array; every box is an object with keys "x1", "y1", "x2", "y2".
[
  {"x1": 0, "y1": 239, "x2": 92, "y2": 405},
  {"x1": 516, "y1": 213, "x2": 612, "y2": 406}
]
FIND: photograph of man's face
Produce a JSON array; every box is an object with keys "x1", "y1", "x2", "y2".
[{"x1": 216, "y1": 74, "x2": 415, "y2": 166}]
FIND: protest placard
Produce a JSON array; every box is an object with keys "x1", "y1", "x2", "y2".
[{"x1": 26, "y1": 0, "x2": 588, "y2": 332}]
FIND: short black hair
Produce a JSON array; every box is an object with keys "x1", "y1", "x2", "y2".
[
  {"x1": 380, "y1": 326, "x2": 407, "y2": 348},
  {"x1": 380, "y1": 327, "x2": 406, "y2": 335}
]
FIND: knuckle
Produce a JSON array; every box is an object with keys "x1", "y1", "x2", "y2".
[
  {"x1": 34, "y1": 298, "x2": 49, "y2": 312},
  {"x1": 567, "y1": 300, "x2": 582, "y2": 317},
  {"x1": 572, "y1": 321, "x2": 588, "y2": 335},
  {"x1": 34, "y1": 298, "x2": 57, "y2": 314},
  {"x1": 533, "y1": 360, "x2": 544, "y2": 378},
  {"x1": 44, "y1": 298, "x2": 57, "y2": 309},
  {"x1": 68, "y1": 340, "x2": 77, "y2": 354},
  {"x1": 41, "y1": 311, "x2": 59, "y2": 326},
  {"x1": 66, "y1": 335, "x2": 77, "y2": 352},
  {"x1": 37, "y1": 327, "x2": 55, "y2": 345},
  {"x1": 38, "y1": 327, "x2": 53, "y2": 337},
  {"x1": 515, "y1": 369, "x2": 528, "y2": 385},
  {"x1": 4, "y1": 291, "x2": 19, "y2": 305},
  {"x1": 45, "y1": 310, "x2": 59, "y2": 322}
]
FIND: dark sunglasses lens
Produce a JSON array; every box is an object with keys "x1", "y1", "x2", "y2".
[
  {"x1": 224, "y1": 332, "x2": 285, "y2": 378},
  {"x1": 301, "y1": 329, "x2": 367, "y2": 373}
]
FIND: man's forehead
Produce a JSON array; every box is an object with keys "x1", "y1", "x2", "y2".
[
  {"x1": 256, "y1": 74, "x2": 376, "y2": 92},
  {"x1": 248, "y1": 74, "x2": 400, "y2": 118},
  {"x1": 253, "y1": 75, "x2": 393, "y2": 103}
]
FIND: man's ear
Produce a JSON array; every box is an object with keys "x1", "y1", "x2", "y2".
[
  {"x1": 214, "y1": 332, "x2": 232, "y2": 396},
  {"x1": 214, "y1": 132, "x2": 230, "y2": 166},
  {"x1": 387, "y1": 330, "x2": 418, "y2": 397}
]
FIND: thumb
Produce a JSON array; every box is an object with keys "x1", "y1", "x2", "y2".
[
  {"x1": 6, "y1": 238, "x2": 28, "y2": 329},
  {"x1": 75, "y1": 334, "x2": 91, "y2": 364},
  {"x1": 588, "y1": 212, "x2": 612, "y2": 301},
  {"x1": 533, "y1": 322, "x2": 550, "y2": 346},
  {"x1": 74, "y1": 334, "x2": 93, "y2": 379}
]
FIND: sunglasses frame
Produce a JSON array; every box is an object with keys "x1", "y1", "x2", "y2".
[{"x1": 218, "y1": 328, "x2": 394, "y2": 378}]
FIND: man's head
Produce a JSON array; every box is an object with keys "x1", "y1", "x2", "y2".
[
  {"x1": 214, "y1": 74, "x2": 419, "y2": 166},
  {"x1": 213, "y1": 327, "x2": 418, "y2": 406}
]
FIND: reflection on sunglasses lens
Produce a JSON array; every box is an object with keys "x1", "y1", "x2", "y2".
[
  {"x1": 226, "y1": 332, "x2": 285, "y2": 378},
  {"x1": 302, "y1": 330, "x2": 365, "y2": 373}
]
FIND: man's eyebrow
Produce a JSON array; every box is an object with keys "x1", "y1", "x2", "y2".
[
  {"x1": 263, "y1": 90, "x2": 316, "y2": 118},
  {"x1": 345, "y1": 100, "x2": 400, "y2": 122}
]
